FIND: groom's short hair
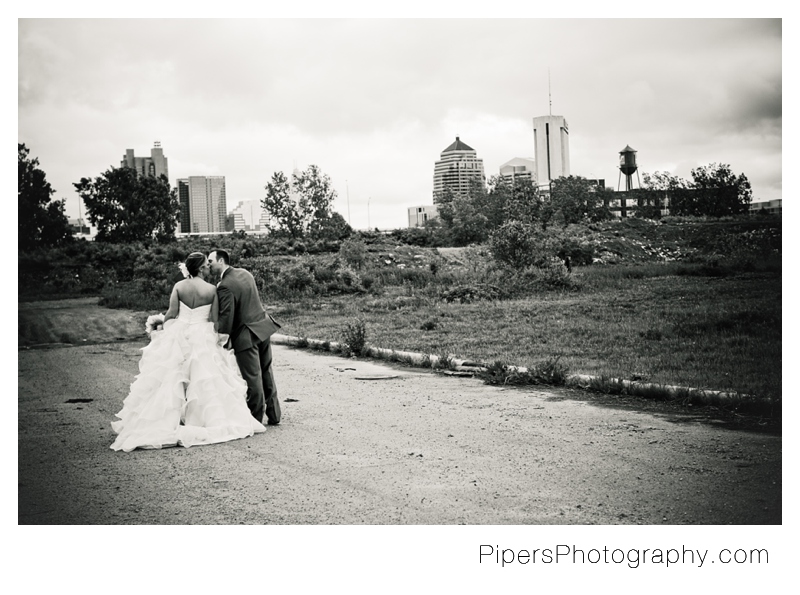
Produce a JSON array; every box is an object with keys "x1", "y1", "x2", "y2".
[{"x1": 213, "y1": 249, "x2": 230, "y2": 265}]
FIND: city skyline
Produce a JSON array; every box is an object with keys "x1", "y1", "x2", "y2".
[{"x1": 19, "y1": 19, "x2": 781, "y2": 230}]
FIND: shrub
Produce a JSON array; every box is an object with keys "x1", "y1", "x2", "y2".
[
  {"x1": 507, "y1": 260, "x2": 580, "y2": 293},
  {"x1": 311, "y1": 263, "x2": 337, "y2": 284},
  {"x1": 397, "y1": 266, "x2": 434, "y2": 288},
  {"x1": 360, "y1": 274, "x2": 376, "y2": 292},
  {"x1": 334, "y1": 263, "x2": 365, "y2": 293},
  {"x1": 555, "y1": 236, "x2": 595, "y2": 266},
  {"x1": 440, "y1": 284, "x2": 503, "y2": 303},
  {"x1": 276, "y1": 261, "x2": 315, "y2": 294},
  {"x1": 489, "y1": 221, "x2": 541, "y2": 269},
  {"x1": 340, "y1": 318, "x2": 367, "y2": 356},
  {"x1": 339, "y1": 237, "x2": 369, "y2": 270}
]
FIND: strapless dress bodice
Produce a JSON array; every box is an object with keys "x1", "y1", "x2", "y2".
[{"x1": 177, "y1": 302, "x2": 212, "y2": 325}]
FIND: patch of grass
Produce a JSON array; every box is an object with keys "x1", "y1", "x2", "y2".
[
  {"x1": 639, "y1": 329, "x2": 663, "y2": 341},
  {"x1": 586, "y1": 375, "x2": 627, "y2": 395},
  {"x1": 278, "y1": 271, "x2": 780, "y2": 402},
  {"x1": 478, "y1": 358, "x2": 569, "y2": 386},
  {"x1": 431, "y1": 352, "x2": 456, "y2": 371},
  {"x1": 99, "y1": 281, "x2": 168, "y2": 311}
]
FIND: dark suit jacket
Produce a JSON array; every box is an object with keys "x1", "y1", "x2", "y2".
[{"x1": 217, "y1": 267, "x2": 281, "y2": 353}]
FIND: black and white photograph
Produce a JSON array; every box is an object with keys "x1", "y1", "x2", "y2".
[{"x1": 16, "y1": 10, "x2": 787, "y2": 593}]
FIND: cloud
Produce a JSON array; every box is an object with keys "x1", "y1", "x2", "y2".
[{"x1": 19, "y1": 18, "x2": 782, "y2": 227}]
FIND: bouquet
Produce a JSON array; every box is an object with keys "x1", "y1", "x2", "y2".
[{"x1": 145, "y1": 313, "x2": 166, "y2": 335}]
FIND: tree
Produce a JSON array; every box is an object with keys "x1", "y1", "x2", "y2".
[
  {"x1": 313, "y1": 211, "x2": 353, "y2": 242},
  {"x1": 548, "y1": 176, "x2": 610, "y2": 226},
  {"x1": 690, "y1": 163, "x2": 752, "y2": 216},
  {"x1": 639, "y1": 171, "x2": 689, "y2": 218},
  {"x1": 445, "y1": 193, "x2": 490, "y2": 245},
  {"x1": 18, "y1": 143, "x2": 73, "y2": 249},
  {"x1": 262, "y1": 165, "x2": 340, "y2": 238},
  {"x1": 641, "y1": 170, "x2": 687, "y2": 192},
  {"x1": 263, "y1": 171, "x2": 304, "y2": 237},
  {"x1": 642, "y1": 165, "x2": 752, "y2": 217},
  {"x1": 498, "y1": 177, "x2": 545, "y2": 227},
  {"x1": 74, "y1": 167, "x2": 179, "y2": 242},
  {"x1": 434, "y1": 179, "x2": 492, "y2": 246}
]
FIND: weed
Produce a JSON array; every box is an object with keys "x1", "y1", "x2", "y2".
[
  {"x1": 420, "y1": 320, "x2": 438, "y2": 331},
  {"x1": 340, "y1": 318, "x2": 367, "y2": 356},
  {"x1": 478, "y1": 358, "x2": 569, "y2": 386},
  {"x1": 432, "y1": 352, "x2": 456, "y2": 371},
  {"x1": 639, "y1": 329, "x2": 663, "y2": 341}
]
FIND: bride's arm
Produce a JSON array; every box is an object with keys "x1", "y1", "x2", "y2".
[{"x1": 163, "y1": 285, "x2": 180, "y2": 322}]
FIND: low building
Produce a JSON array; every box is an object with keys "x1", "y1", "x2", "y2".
[
  {"x1": 750, "y1": 199, "x2": 782, "y2": 215},
  {"x1": 499, "y1": 157, "x2": 535, "y2": 185},
  {"x1": 408, "y1": 205, "x2": 439, "y2": 228},
  {"x1": 69, "y1": 218, "x2": 95, "y2": 239}
]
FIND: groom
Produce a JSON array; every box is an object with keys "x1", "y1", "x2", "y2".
[{"x1": 209, "y1": 249, "x2": 282, "y2": 426}]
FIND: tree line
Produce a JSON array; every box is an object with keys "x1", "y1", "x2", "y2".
[
  {"x1": 429, "y1": 162, "x2": 754, "y2": 249},
  {"x1": 19, "y1": 141, "x2": 755, "y2": 252}
]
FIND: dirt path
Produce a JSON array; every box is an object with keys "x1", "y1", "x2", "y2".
[{"x1": 19, "y1": 337, "x2": 780, "y2": 524}]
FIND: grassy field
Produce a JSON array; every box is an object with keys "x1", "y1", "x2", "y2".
[
  {"x1": 18, "y1": 217, "x2": 781, "y2": 407},
  {"x1": 269, "y1": 264, "x2": 781, "y2": 401}
]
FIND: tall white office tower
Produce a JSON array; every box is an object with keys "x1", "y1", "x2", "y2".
[{"x1": 532, "y1": 115, "x2": 570, "y2": 188}]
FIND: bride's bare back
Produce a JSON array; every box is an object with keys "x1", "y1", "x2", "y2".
[{"x1": 164, "y1": 278, "x2": 219, "y2": 323}]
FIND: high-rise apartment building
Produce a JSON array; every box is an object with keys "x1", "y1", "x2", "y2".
[
  {"x1": 532, "y1": 115, "x2": 570, "y2": 188},
  {"x1": 176, "y1": 176, "x2": 227, "y2": 234},
  {"x1": 432, "y1": 136, "x2": 485, "y2": 200},
  {"x1": 499, "y1": 157, "x2": 535, "y2": 185},
  {"x1": 120, "y1": 141, "x2": 169, "y2": 180}
]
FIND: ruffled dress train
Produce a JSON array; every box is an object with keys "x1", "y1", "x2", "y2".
[{"x1": 111, "y1": 303, "x2": 265, "y2": 452}]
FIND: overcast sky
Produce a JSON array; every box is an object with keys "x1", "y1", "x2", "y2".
[{"x1": 18, "y1": 18, "x2": 782, "y2": 230}]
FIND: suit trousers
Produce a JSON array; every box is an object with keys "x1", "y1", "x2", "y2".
[{"x1": 234, "y1": 333, "x2": 280, "y2": 425}]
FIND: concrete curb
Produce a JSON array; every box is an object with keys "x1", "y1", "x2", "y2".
[{"x1": 271, "y1": 333, "x2": 778, "y2": 414}]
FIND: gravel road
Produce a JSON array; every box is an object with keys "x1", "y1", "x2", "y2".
[{"x1": 18, "y1": 339, "x2": 780, "y2": 525}]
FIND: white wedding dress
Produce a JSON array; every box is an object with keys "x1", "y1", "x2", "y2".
[{"x1": 111, "y1": 302, "x2": 266, "y2": 452}]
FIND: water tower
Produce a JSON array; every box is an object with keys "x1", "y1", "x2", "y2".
[{"x1": 617, "y1": 145, "x2": 641, "y2": 191}]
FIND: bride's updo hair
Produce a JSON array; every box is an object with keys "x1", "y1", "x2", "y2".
[{"x1": 184, "y1": 252, "x2": 207, "y2": 278}]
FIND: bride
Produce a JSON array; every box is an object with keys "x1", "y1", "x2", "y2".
[{"x1": 110, "y1": 252, "x2": 266, "y2": 452}]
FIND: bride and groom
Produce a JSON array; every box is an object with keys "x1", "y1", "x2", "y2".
[{"x1": 110, "y1": 250, "x2": 282, "y2": 452}]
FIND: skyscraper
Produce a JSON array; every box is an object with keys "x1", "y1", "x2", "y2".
[
  {"x1": 176, "y1": 176, "x2": 227, "y2": 234},
  {"x1": 120, "y1": 141, "x2": 169, "y2": 180},
  {"x1": 532, "y1": 115, "x2": 570, "y2": 188},
  {"x1": 432, "y1": 136, "x2": 485, "y2": 201}
]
